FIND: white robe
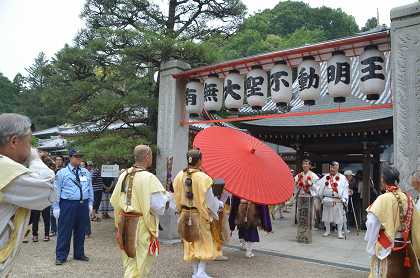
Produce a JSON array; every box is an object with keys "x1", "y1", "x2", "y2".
[
  {"x1": 317, "y1": 173, "x2": 349, "y2": 224},
  {"x1": 294, "y1": 170, "x2": 320, "y2": 197}
]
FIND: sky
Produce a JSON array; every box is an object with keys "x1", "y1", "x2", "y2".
[{"x1": 0, "y1": 0, "x2": 414, "y2": 81}]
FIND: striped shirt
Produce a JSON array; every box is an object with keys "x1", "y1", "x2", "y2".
[{"x1": 92, "y1": 169, "x2": 105, "y2": 192}]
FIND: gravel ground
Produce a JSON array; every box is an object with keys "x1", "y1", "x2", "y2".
[{"x1": 9, "y1": 220, "x2": 367, "y2": 278}]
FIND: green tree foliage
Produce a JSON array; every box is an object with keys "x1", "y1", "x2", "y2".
[
  {"x1": 15, "y1": 52, "x2": 64, "y2": 129},
  {"x1": 12, "y1": 73, "x2": 26, "y2": 95},
  {"x1": 48, "y1": 0, "x2": 245, "y2": 132},
  {"x1": 251, "y1": 1, "x2": 359, "y2": 39},
  {"x1": 361, "y1": 17, "x2": 378, "y2": 32},
  {"x1": 0, "y1": 73, "x2": 19, "y2": 113},
  {"x1": 25, "y1": 52, "x2": 49, "y2": 90},
  {"x1": 36, "y1": 0, "x2": 245, "y2": 161},
  {"x1": 71, "y1": 128, "x2": 153, "y2": 166},
  {"x1": 210, "y1": 1, "x2": 359, "y2": 61},
  {"x1": 213, "y1": 26, "x2": 327, "y2": 60}
]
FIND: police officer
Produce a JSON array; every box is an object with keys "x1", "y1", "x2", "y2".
[{"x1": 53, "y1": 149, "x2": 93, "y2": 265}]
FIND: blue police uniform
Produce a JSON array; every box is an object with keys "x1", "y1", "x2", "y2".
[{"x1": 54, "y1": 163, "x2": 93, "y2": 262}]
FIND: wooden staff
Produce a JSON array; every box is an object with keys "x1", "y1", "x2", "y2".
[{"x1": 166, "y1": 156, "x2": 173, "y2": 191}]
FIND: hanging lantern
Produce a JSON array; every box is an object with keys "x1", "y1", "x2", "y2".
[
  {"x1": 185, "y1": 79, "x2": 203, "y2": 117},
  {"x1": 203, "y1": 74, "x2": 223, "y2": 112},
  {"x1": 298, "y1": 56, "x2": 320, "y2": 106},
  {"x1": 246, "y1": 65, "x2": 267, "y2": 110},
  {"x1": 327, "y1": 51, "x2": 352, "y2": 103},
  {"x1": 270, "y1": 61, "x2": 292, "y2": 108},
  {"x1": 224, "y1": 69, "x2": 244, "y2": 112},
  {"x1": 359, "y1": 45, "x2": 385, "y2": 100}
]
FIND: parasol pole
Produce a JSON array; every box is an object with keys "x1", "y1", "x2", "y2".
[{"x1": 166, "y1": 156, "x2": 173, "y2": 191}]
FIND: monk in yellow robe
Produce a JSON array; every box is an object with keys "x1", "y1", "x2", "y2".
[
  {"x1": 365, "y1": 165, "x2": 420, "y2": 277},
  {"x1": 0, "y1": 113, "x2": 56, "y2": 277},
  {"x1": 110, "y1": 145, "x2": 169, "y2": 278},
  {"x1": 173, "y1": 149, "x2": 222, "y2": 278}
]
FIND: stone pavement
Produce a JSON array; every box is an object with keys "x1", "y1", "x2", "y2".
[
  {"x1": 228, "y1": 211, "x2": 369, "y2": 271},
  {"x1": 9, "y1": 219, "x2": 368, "y2": 278}
]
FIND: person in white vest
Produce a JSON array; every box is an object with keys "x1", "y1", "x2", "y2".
[
  {"x1": 0, "y1": 113, "x2": 56, "y2": 277},
  {"x1": 317, "y1": 161, "x2": 349, "y2": 239}
]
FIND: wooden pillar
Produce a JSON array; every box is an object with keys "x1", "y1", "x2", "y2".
[
  {"x1": 372, "y1": 149, "x2": 381, "y2": 196},
  {"x1": 295, "y1": 143, "x2": 303, "y2": 173},
  {"x1": 362, "y1": 142, "x2": 371, "y2": 228}
]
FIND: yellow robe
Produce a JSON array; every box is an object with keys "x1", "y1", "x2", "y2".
[
  {"x1": 173, "y1": 169, "x2": 218, "y2": 261},
  {"x1": 0, "y1": 156, "x2": 31, "y2": 272},
  {"x1": 367, "y1": 189, "x2": 420, "y2": 277},
  {"x1": 110, "y1": 168, "x2": 165, "y2": 278}
]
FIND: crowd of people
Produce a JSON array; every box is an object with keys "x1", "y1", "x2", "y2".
[
  {"x1": 21, "y1": 153, "x2": 116, "y2": 246},
  {"x1": 1, "y1": 112, "x2": 419, "y2": 278},
  {"x1": 291, "y1": 159, "x2": 382, "y2": 242}
]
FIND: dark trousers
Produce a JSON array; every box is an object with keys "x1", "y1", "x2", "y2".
[
  {"x1": 31, "y1": 207, "x2": 51, "y2": 237},
  {"x1": 56, "y1": 199, "x2": 89, "y2": 261},
  {"x1": 93, "y1": 190, "x2": 103, "y2": 211}
]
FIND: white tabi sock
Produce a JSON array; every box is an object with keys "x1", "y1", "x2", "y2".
[
  {"x1": 245, "y1": 242, "x2": 255, "y2": 258},
  {"x1": 197, "y1": 261, "x2": 206, "y2": 275},
  {"x1": 246, "y1": 242, "x2": 253, "y2": 252},
  {"x1": 337, "y1": 224, "x2": 344, "y2": 238},
  {"x1": 323, "y1": 222, "x2": 331, "y2": 235},
  {"x1": 192, "y1": 261, "x2": 198, "y2": 275},
  {"x1": 239, "y1": 239, "x2": 246, "y2": 250}
]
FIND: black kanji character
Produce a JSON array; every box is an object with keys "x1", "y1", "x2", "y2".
[
  {"x1": 270, "y1": 71, "x2": 290, "y2": 92},
  {"x1": 185, "y1": 88, "x2": 197, "y2": 105},
  {"x1": 327, "y1": 62, "x2": 350, "y2": 85},
  {"x1": 361, "y1": 56, "x2": 385, "y2": 81},
  {"x1": 246, "y1": 76, "x2": 265, "y2": 97},
  {"x1": 298, "y1": 67, "x2": 319, "y2": 91},
  {"x1": 204, "y1": 83, "x2": 219, "y2": 102},
  {"x1": 224, "y1": 79, "x2": 241, "y2": 100}
]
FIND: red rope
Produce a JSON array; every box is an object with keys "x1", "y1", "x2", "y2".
[{"x1": 182, "y1": 103, "x2": 392, "y2": 125}]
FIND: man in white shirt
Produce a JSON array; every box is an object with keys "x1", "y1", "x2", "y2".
[
  {"x1": 0, "y1": 113, "x2": 56, "y2": 277},
  {"x1": 317, "y1": 161, "x2": 349, "y2": 239}
]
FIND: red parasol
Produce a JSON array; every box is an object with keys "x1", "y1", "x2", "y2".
[{"x1": 193, "y1": 126, "x2": 294, "y2": 205}]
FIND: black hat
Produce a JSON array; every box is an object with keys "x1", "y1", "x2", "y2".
[
  {"x1": 330, "y1": 161, "x2": 339, "y2": 166},
  {"x1": 69, "y1": 149, "x2": 82, "y2": 157},
  {"x1": 187, "y1": 149, "x2": 202, "y2": 165}
]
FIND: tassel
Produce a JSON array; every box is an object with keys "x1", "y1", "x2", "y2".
[
  {"x1": 404, "y1": 255, "x2": 411, "y2": 268},
  {"x1": 148, "y1": 237, "x2": 160, "y2": 257},
  {"x1": 404, "y1": 249, "x2": 411, "y2": 268}
]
